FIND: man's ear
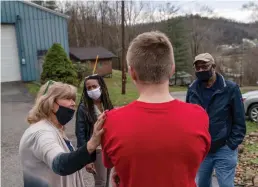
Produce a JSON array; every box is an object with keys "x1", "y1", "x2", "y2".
[
  {"x1": 128, "y1": 66, "x2": 137, "y2": 82},
  {"x1": 169, "y1": 63, "x2": 176, "y2": 78},
  {"x1": 212, "y1": 64, "x2": 216, "y2": 73}
]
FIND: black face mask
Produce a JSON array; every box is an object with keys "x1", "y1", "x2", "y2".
[
  {"x1": 195, "y1": 69, "x2": 213, "y2": 82},
  {"x1": 55, "y1": 104, "x2": 75, "y2": 126}
]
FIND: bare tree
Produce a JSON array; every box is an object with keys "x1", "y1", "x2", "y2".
[
  {"x1": 66, "y1": 2, "x2": 81, "y2": 47},
  {"x1": 124, "y1": 1, "x2": 145, "y2": 43},
  {"x1": 186, "y1": 4, "x2": 215, "y2": 60},
  {"x1": 141, "y1": 2, "x2": 157, "y2": 25},
  {"x1": 156, "y1": 2, "x2": 179, "y2": 21},
  {"x1": 106, "y1": 1, "x2": 121, "y2": 52},
  {"x1": 32, "y1": 0, "x2": 57, "y2": 10},
  {"x1": 99, "y1": 1, "x2": 109, "y2": 46},
  {"x1": 243, "y1": 47, "x2": 258, "y2": 85},
  {"x1": 243, "y1": 2, "x2": 258, "y2": 21}
]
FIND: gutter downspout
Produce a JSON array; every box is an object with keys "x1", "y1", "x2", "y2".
[{"x1": 15, "y1": 15, "x2": 26, "y2": 81}]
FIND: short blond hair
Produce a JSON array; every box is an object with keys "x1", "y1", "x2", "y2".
[
  {"x1": 27, "y1": 81, "x2": 77, "y2": 124},
  {"x1": 126, "y1": 31, "x2": 174, "y2": 84}
]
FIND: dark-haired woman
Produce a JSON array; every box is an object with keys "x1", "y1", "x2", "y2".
[{"x1": 75, "y1": 74, "x2": 113, "y2": 187}]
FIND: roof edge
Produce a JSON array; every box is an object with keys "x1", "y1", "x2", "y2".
[
  {"x1": 69, "y1": 54, "x2": 116, "y2": 61},
  {"x1": 21, "y1": 1, "x2": 69, "y2": 19}
]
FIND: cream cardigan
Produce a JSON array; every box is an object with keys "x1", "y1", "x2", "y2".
[{"x1": 19, "y1": 120, "x2": 85, "y2": 187}]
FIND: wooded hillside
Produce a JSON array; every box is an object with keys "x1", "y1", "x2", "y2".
[{"x1": 33, "y1": 0, "x2": 258, "y2": 85}]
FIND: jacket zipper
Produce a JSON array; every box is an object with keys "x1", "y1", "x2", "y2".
[
  {"x1": 206, "y1": 89, "x2": 223, "y2": 113},
  {"x1": 191, "y1": 90, "x2": 204, "y2": 106}
]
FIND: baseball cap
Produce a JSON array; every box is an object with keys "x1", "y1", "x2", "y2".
[{"x1": 193, "y1": 53, "x2": 215, "y2": 65}]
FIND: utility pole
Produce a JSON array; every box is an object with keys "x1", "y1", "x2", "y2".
[
  {"x1": 240, "y1": 45, "x2": 244, "y2": 87},
  {"x1": 100, "y1": 1, "x2": 105, "y2": 46},
  {"x1": 121, "y1": 0, "x2": 126, "y2": 94}
]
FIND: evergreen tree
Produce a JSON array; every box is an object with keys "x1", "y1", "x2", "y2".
[
  {"x1": 41, "y1": 43, "x2": 78, "y2": 86},
  {"x1": 167, "y1": 18, "x2": 190, "y2": 85}
]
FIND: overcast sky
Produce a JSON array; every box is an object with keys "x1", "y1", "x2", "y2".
[
  {"x1": 131, "y1": 1, "x2": 254, "y2": 24},
  {"x1": 174, "y1": 0, "x2": 253, "y2": 23},
  {"x1": 58, "y1": 0, "x2": 254, "y2": 23}
]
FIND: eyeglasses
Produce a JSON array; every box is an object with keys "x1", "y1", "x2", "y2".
[
  {"x1": 43, "y1": 80, "x2": 55, "y2": 95},
  {"x1": 194, "y1": 64, "x2": 212, "y2": 71}
]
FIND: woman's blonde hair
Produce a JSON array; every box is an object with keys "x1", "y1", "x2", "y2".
[{"x1": 27, "y1": 81, "x2": 77, "y2": 124}]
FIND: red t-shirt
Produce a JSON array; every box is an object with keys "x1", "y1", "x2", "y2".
[{"x1": 101, "y1": 99, "x2": 211, "y2": 187}]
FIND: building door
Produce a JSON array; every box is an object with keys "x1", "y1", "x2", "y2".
[{"x1": 1, "y1": 24, "x2": 21, "y2": 82}]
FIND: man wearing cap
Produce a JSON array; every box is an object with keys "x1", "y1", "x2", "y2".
[{"x1": 186, "y1": 53, "x2": 246, "y2": 187}]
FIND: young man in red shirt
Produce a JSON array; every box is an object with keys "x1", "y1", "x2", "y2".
[{"x1": 101, "y1": 31, "x2": 211, "y2": 187}]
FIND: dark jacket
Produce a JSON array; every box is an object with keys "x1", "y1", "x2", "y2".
[
  {"x1": 186, "y1": 73, "x2": 246, "y2": 153},
  {"x1": 75, "y1": 103, "x2": 96, "y2": 162}
]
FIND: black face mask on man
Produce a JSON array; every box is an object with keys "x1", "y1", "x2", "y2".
[
  {"x1": 54, "y1": 103, "x2": 75, "y2": 126},
  {"x1": 195, "y1": 68, "x2": 213, "y2": 82}
]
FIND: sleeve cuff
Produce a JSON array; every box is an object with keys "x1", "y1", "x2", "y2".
[
  {"x1": 78, "y1": 144, "x2": 95, "y2": 164},
  {"x1": 90, "y1": 150, "x2": 96, "y2": 163}
]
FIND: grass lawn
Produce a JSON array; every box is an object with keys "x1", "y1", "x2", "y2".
[
  {"x1": 26, "y1": 82, "x2": 41, "y2": 96},
  {"x1": 246, "y1": 121, "x2": 258, "y2": 134},
  {"x1": 240, "y1": 86, "x2": 258, "y2": 94},
  {"x1": 102, "y1": 70, "x2": 187, "y2": 106},
  {"x1": 244, "y1": 121, "x2": 258, "y2": 165},
  {"x1": 25, "y1": 70, "x2": 187, "y2": 106},
  {"x1": 25, "y1": 70, "x2": 258, "y2": 106}
]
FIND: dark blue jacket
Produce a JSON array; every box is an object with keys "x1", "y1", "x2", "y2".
[{"x1": 186, "y1": 73, "x2": 246, "y2": 153}]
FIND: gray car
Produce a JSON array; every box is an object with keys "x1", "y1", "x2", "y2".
[{"x1": 242, "y1": 90, "x2": 258, "y2": 122}]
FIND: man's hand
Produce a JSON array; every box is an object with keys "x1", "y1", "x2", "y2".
[
  {"x1": 111, "y1": 168, "x2": 120, "y2": 187},
  {"x1": 85, "y1": 163, "x2": 96, "y2": 175}
]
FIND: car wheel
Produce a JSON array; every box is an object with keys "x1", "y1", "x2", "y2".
[{"x1": 248, "y1": 104, "x2": 258, "y2": 122}]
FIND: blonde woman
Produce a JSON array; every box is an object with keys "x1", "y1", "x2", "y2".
[{"x1": 19, "y1": 80, "x2": 106, "y2": 187}]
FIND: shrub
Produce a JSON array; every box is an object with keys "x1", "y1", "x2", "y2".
[
  {"x1": 73, "y1": 61, "x2": 92, "y2": 87},
  {"x1": 40, "y1": 43, "x2": 78, "y2": 86}
]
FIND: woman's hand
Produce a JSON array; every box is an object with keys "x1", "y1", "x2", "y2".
[
  {"x1": 85, "y1": 163, "x2": 96, "y2": 174},
  {"x1": 87, "y1": 111, "x2": 107, "y2": 153}
]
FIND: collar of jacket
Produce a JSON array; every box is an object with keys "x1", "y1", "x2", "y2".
[{"x1": 189, "y1": 73, "x2": 227, "y2": 93}]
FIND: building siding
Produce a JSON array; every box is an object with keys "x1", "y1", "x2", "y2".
[
  {"x1": 70, "y1": 58, "x2": 113, "y2": 77},
  {"x1": 89, "y1": 59, "x2": 112, "y2": 76},
  {"x1": 1, "y1": 1, "x2": 69, "y2": 81}
]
